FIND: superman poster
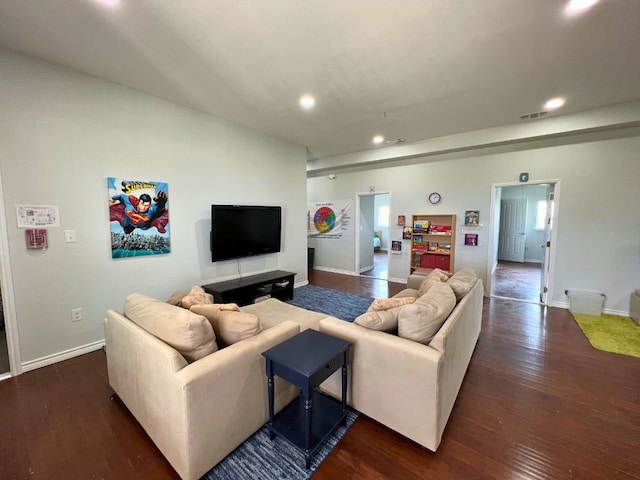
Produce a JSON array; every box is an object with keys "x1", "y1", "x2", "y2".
[{"x1": 108, "y1": 177, "x2": 170, "y2": 258}]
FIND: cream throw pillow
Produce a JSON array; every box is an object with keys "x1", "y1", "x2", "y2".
[
  {"x1": 180, "y1": 285, "x2": 214, "y2": 309},
  {"x1": 367, "y1": 296, "x2": 416, "y2": 312},
  {"x1": 166, "y1": 291, "x2": 187, "y2": 306},
  {"x1": 398, "y1": 282, "x2": 456, "y2": 344},
  {"x1": 125, "y1": 293, "x2": 217, "y2": 362},
  {"x1": 417, "y1": 268, "x2": 451, "y2": 296},
  {"x1": 446, "y1": 268, "x2": 477, "y2": 301},
  {"x1": 190, "y1": 304, "x2": 262, "y2": 347},
  {"x1": 355, "y1": 306, "x2": 403, "y2": 332}
]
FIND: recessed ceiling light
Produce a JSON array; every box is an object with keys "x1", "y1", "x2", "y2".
[
  {"x1": 544, "y1": 97, "x2": 566, "y2": 110},
  {"x1": 299, "y1": 95, "x2": 315, "y2": 110},
  {"x1": 94, "y1": 0, "x2": 121, "y2": 8},
  {"x1": 373, "y1": 135, "x2": 384, "y2": 145},
  {"x1": 566, "y1": 0, "x2": 600, "y2": 13}
]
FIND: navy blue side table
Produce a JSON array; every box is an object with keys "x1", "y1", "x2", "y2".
[{"x1": 262, "y1": 329, "x2": 352, "y2": 468}]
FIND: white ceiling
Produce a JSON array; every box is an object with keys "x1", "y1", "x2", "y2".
[{"x1": 1, "y1": 0, "x2": 640, "y2": 161}]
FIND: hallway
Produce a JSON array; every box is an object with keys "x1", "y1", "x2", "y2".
[
  {"x1": 361, "y1": 250, "x2": 388, "y2": 280},
  {"x1": 491, "y1": 261, "x2": 542, "y2": 303}
]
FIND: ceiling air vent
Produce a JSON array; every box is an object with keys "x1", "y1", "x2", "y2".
[
  {"x1": 385, "y1": 138, "x2": 407, "y2": 144},
  {"x1": 520, "y1": 111, "x2": 548, "y2": 120}
]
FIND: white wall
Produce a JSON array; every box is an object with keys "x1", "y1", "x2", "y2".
[
  {"x1": 308, "y1": 131, "x2": 640, "y2": 314},
  {"x1": 0, "y1": 48, "x2": 308, "y2": 371}
]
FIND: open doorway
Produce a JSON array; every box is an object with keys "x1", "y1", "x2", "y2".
[
  {"x1": 488, "y1": 181, "x2": 558, "y2": 304},
  {"x1": 357, "y1": 192, "x2": 390, "y2": 280}
]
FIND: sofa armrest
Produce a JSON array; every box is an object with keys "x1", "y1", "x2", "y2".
[
  {"x1": 106, "y1": 309, "x2": 300, "y2": 480},
  {"x1": 173, "y1": 320, "x2": 300, "y2": 479},
  {"x1": 407, "y1": 273, "x2": 428, "y2": 289},
  {"x1": 319, "y1": 317, "x2": 443, "y2": 450}
]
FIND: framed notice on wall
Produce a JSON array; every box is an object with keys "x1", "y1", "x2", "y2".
[{"x1": 16, "y1": 204, "x2": 60, "y2": 228}]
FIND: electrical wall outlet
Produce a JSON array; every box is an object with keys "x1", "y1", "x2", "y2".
[{"x1": 71, "y1": 308, "x2": 82, "y2": 322}]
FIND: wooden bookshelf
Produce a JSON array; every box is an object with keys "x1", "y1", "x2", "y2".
[{"x1": 410, "y1": 214, "x2": 456, "y2": 274}]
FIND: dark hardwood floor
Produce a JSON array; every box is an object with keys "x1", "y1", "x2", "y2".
[
  {"x1": 0, "y1": 270, "x2": 638, "y2": 480},
  {"x1": 360, "y1": 250, "x2": 389, "y2": 280},
  {"x1": 491, "y1": 260, "x2": 542, "y2": 303}
]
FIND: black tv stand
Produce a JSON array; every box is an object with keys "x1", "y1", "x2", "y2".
[{"x1": 202, "y1": 270, "x2": 296, "y2": 307}]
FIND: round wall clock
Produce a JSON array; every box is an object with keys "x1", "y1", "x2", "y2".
[{"x1": 428, "y1": 192, "x2": 442, "y2": 205}]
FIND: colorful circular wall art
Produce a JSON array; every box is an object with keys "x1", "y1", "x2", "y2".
[{"x1": 313, "y1": 206, "x2": 336, "y2": 233}]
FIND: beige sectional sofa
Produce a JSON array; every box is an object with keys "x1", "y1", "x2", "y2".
[
  {"x1": 319, "y1": 269, "x2": 483, "y2": 451},
  {"x1": 105, "y1": 268, "x2": 482, "y2": 479},
  {"x1": 105, "y1": 293, "x2": 332, "y2": 480}
]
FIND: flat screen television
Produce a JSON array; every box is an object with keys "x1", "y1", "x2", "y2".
[{"x1": 210, "y1": 205, "x2": 282, "y2": 262}]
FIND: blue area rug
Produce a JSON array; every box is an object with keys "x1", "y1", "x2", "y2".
[
  {"x1": 202, "y1": 286, "x2": 371, "y2": 479},
  {"x1": 202, "y1": 410, "x2": 359, "y2": 479},
  {"x1": 287, "y1": 284, "x2": 374, "y2": 322}
]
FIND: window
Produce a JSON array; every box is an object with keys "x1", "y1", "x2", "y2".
[
  {"x1": 378, "y1": 206, "x2": 389, "y2": 227},
  {"x1": 535, "y1": 200, "x2": 547, "y2": 230}
]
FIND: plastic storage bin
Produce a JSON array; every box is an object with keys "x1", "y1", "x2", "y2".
[{"x1": 566, "y1": 290, "x2": 605, "y2": 316}]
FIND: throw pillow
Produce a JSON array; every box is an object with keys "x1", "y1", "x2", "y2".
[
  {"x1": 181, "y1": 285, "x2": 214, "y2": 309},
  {"x1": 355, "y1": 306, "x2": 403, "y2": 332},
  {"x1": 417, "y1": 268, "x2": 451, "y2": 296},
  {"x1": 190, "y1": 305, "x2": 262, "y2": 347},
  {"x1": 398, "y1": 282, "x2": 456, "y2": 344},
  {"x1": 166, "y1": 291, "x2": 187, "y2": 306},
  {"x1": 446, "y1": 268, "x2": 477, "y2": 301},
  {"x1": 367, "y1": 296, "x2": 416, "y2": 312},
  {"x1": 125, "y1": 293, "x2": 217, "y2": 362}
]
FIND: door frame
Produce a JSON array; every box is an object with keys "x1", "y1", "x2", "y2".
[
  {"x1": 0, "y1": 168, "x2": 21, "y2": 378},
  {"x1": 486, "y1": 179, "x2": 561, "y2": 304},
  {"x1": 355, "y1": 190, "x2": 391, "y2": 278}
]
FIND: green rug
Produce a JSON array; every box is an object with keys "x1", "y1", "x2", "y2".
[{"x1": 572, "y1": 313, "x2": 640, "y2": 358}]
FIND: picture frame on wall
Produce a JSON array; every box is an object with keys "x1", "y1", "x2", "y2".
[
  {"x1": 397, "y1": 214, "x2": 406, "y2": 226},
  {"x1": 108, "y1": 177, "x2": 171, "y2": 258},
  {"x1": 465, "y1": 210, "x2": 480, "y2": 226},
  {"x1": 465, "y1": 233, "x2": 478, "y2": 246},
  {"x1": 402, "y1": 226, "x2": 413, "y2": 239},
  {"x1": 391, "y1": 240, "x2": 402, "y2": 254}
]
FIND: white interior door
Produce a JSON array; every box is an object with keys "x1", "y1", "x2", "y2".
[
  {"x1": 358, "y1": 194, "x2": 375, "y2": 273},
  {"x1": 498, "y1": 198, "x2": 526, "y2": 262}
]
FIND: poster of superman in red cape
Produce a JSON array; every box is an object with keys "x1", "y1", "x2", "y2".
[{"x1": 108, "y1": 177, "x2": 170, "y2": 258}]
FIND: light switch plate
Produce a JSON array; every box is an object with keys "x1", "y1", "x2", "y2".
[{"x1": 64, "y1": 230, "x2": 77, "y2": 243}]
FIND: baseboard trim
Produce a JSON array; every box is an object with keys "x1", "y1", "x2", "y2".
[
  {"x1": 21, "y1": 340, "x2": 105, "y2": 373},
  {"x1": 313, "y1": 266, "x2": 359, "y2": 276},
  {"x1": 312, "y1": 267, "x2": 405, "y2": 285},
  {"x1": 388, "y1": 276, "x2": 406, "y2": 284},
  {"x1": 548, "y1": 301, "x2": 629, "y2": 316}
]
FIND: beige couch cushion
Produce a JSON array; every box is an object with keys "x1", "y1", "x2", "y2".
[
  {"x1": 241, "y1": 298, "x2": 327, "y2": 332},
  {"x1": 393, "y1": 288, "x2": 420, "y2": 299},
  {"x1": 367, "y1": 296, "x2": 416, "y2": 312},
  {"x1": 417, "y1": 268, "x2": 450, "y2": 296},
  {"x1": 124, "y1": 293, "x2": 217, "y2": 362},
  {"x1": 190, "y1": 304, "x2": 263, "y2": 347},
  {"x1": 181, "y1": 285, "x2": 214, "y2": 309},
  {"x1": 446, "y1": 268, "x2": 478, "y2": 301},
  {"x1": 398, "y1": 282, "x2": 456, "y2": 344}
]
